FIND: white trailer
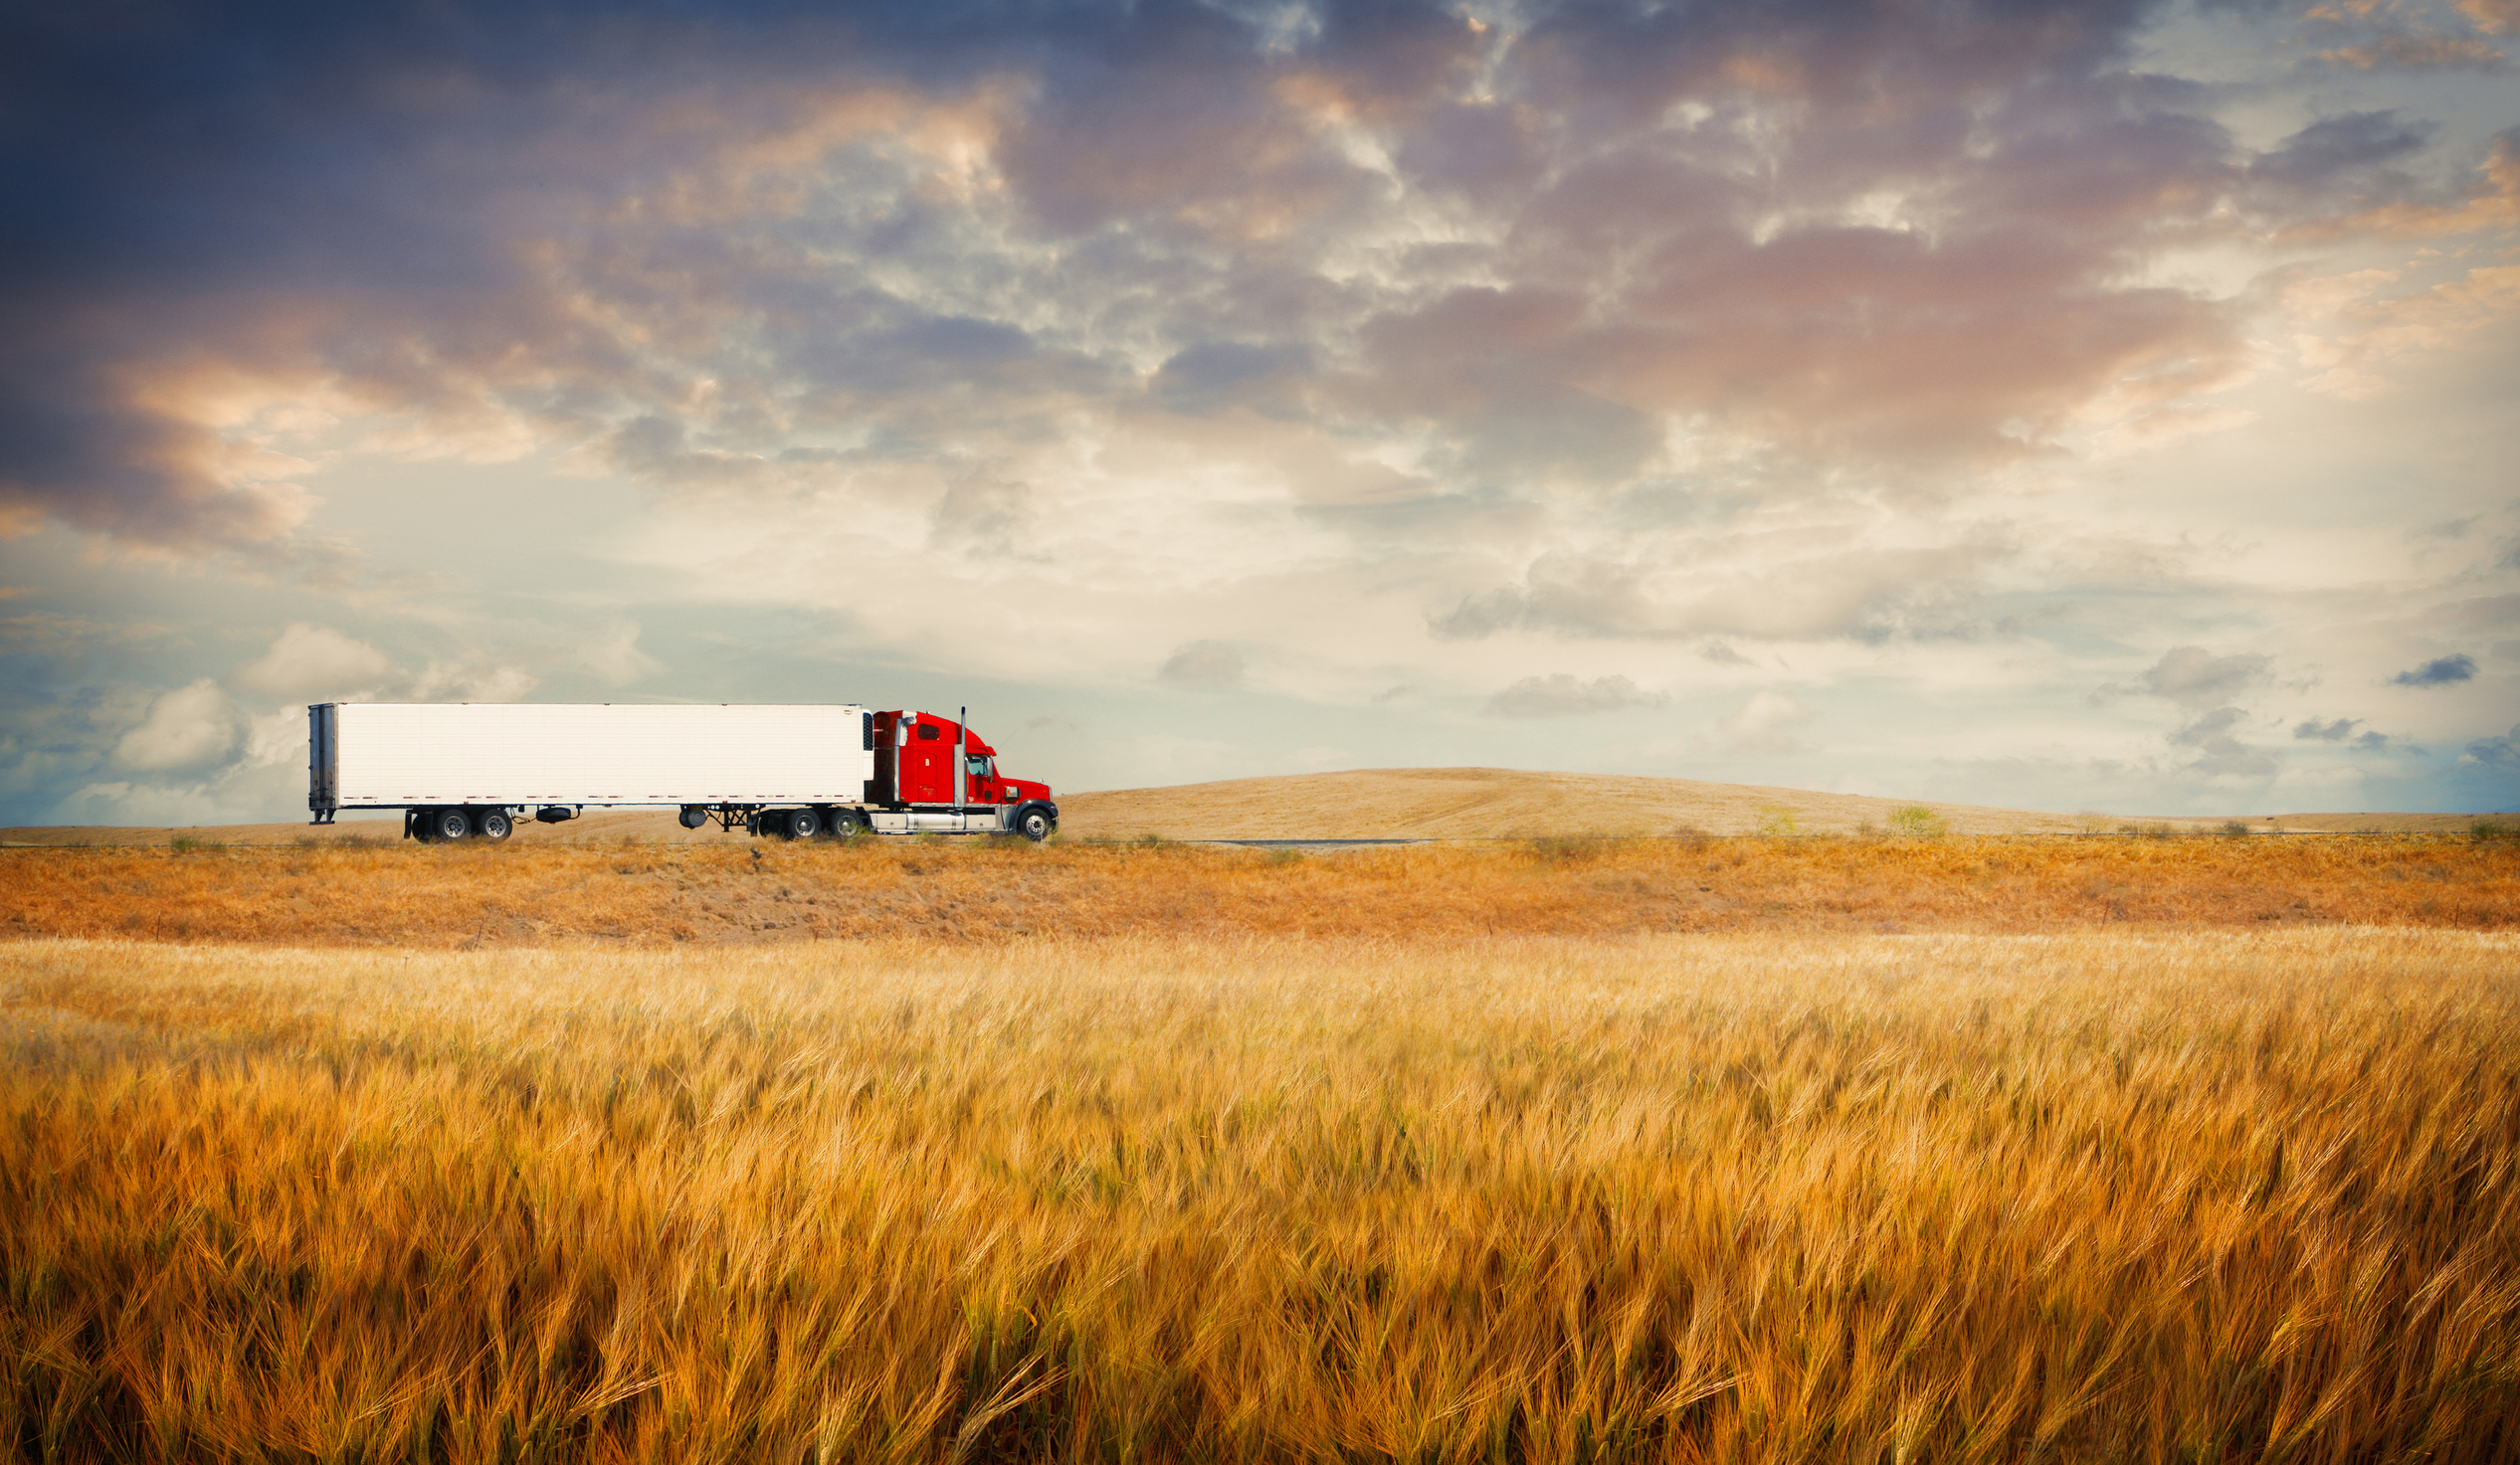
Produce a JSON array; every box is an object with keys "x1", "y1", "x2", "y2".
[{"x1": 306, "y1": 701, "x2": 1059, "y2": 842}]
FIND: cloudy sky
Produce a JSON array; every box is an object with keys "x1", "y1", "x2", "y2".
[{"x1": 3, "y1": 0, "x2": 2515, "y2": 826}]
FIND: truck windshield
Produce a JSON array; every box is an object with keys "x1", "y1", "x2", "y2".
[{"x1": 967, "y1": 755, "x2": 995, "y2": 779}]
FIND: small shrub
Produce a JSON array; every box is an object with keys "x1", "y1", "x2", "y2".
[
  {"x1": 1886, "y1": 806, "x2": 1947, "y2": 838},
  {"x1": 168, "y1": 835, "x2": 225, "y2": 853},
  {"x1": 1754, "y1": 806, "x2": 1802, "y2": 837},
  {"x1": 2473, "y1": 820, "x2": 2514, "y2": 841},
  {"x1": 2221, "y1": 820, "x2": 2252, "y2": 837}
]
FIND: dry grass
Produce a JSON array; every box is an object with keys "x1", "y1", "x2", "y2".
[
  {"x1": 4, "y1": 930, "x2": 2517, "y2": 1462},
  {"x1": 2, "y1": 835, "x2": 2515, "y2": 948}
]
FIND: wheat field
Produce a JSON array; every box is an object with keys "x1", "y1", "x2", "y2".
[{"x1": 5, "y1": 928, "x2": 2517, "y2": 1462}]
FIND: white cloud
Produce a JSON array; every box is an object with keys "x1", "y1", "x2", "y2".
[
  {"x1": 113, "y1": 679, "x2": 239, "y2": 772},
  {"x1": 233, "y1": 622, "x2": 395, "y2": 701},
  {"x1": 240, "y1": 707, "x2": 309, "y2": 769},
  {"x1": 1483, "y1": 673, "x2": 1666, "y2": 718},
  {"x1": 409, "y1": 661, "x2": 538, "y2": 702},
  {"x1": 580, "y1": 622, "x2": 663, "y2": 687},
  {"x1": 1711, "y1": 690, "x2": 1819, "y2": 755}
]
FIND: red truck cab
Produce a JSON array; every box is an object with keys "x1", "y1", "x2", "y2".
[
  {"x1": 871, "y1": 710, "x2": 1054, "y2": 814},
  {"x1": 961, "y1": 732, "x2": 1055, "y2": 809}
]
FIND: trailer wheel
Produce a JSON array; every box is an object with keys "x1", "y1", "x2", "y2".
[
  {"x1": 1016, "y1": 808, "x2": 1054, "y2": 842},
  {"x1": 778, "y1": 809, "x2": 820, "y2": 840},
  {"x1": 476, "y1": 809, "x2": 512, "y2": 842},
  {"x1": 428, "y1": 807, "x2": 472, "y2": 842},
  {"x1": 679, "y1": 806, "x2": 708, "y2": 829}
]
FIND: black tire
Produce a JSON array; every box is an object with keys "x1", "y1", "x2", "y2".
[
  {"x1": 779, "y1": 809, "x2": 820, "y2": 840},
  {"x1": 679, "y1": 806, "x2": 708, "y2": 829},
  {"x1": 1016, "y1": 807, "x2": 1054, "y2": 842},
  {"x1": 824, "y1": 810, "x2": 859, "y2": 839},
  {"x1": 476, "y1": 809, "x2": 512, "y2": 842},
  {"x1": 429, "y1": 807, "x2": 471, "y2": 842}
]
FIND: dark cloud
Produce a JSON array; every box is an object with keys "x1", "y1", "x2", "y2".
[
  {"x1": 2094, "y1": 646, "x2": 2280, "y2": 777},
  {"x1": 2465, "y1": 722, "x2": 2520, "y2": 766},
  {"x1": 2294, "y1": 716, "x2": 2396, "y2": 750},
  {"x1": 1150, "y1": 342, "x2": 1313, "y2": 416},
  {"x1": 2252, "y1": 111, "x2": 2433, "y2": 191},
  {"x1": 2167, "y1": 705, "x2": 2274, "y2": 779},
  {"x1": 1482, "y1": 673, "x2": 1664, "y2": 718},
  {"x1": 2393, "y1": 652, "x2": 2478, "y2": 687},
  {"x1": 1351, "y1": 287, "x2": 1662, "y2": 486}
]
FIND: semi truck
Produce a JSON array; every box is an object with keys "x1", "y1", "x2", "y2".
[{"x1": 304, "y1": 702, "x2": 1059, "y2": 842}]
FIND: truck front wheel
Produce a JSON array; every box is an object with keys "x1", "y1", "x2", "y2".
[{"x1": 1016, "y1": 808, "x2": 1054, "y2": 842}]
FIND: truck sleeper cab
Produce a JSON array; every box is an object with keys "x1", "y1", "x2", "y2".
[{"x1": 304, "y1": 701, "x2": 1058, "y2": 843}]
